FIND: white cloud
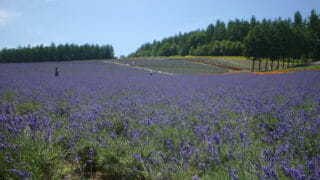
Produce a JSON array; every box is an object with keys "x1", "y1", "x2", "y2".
[{"x1": 0, "y1": 9, "x2": 21, "y2": 27}]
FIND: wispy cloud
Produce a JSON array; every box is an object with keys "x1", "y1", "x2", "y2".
[{"x1": 0, "y1": 9, "x2": 21, "y2": 27}]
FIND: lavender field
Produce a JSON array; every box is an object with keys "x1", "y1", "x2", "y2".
[{"x1": 0, "y1": 61, "x2": 319, "y2": 179}]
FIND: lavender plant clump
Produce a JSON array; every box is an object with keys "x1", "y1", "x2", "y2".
[{"x1": 0, "y1": 61, "x2": 319, "y2": 179}]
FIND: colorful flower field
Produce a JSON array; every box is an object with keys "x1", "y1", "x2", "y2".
[{"x1": 0, "y1": 61, "x2": 319, "y2": 179}]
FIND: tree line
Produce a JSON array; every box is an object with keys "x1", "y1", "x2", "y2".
[
  {"x1": 244, "y1": 11, "x2": 319, "y2": 71},
  {"x1": 0, "y1": 43, "x2": 114, "y2": 63},
  {"x1": 129, "y1": 10, "x2": 320, "y2": 63}
]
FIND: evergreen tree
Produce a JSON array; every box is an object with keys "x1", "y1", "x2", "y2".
[
  {"x1": 128, "y1": 10, "x2": 319, "y2": 65},
  {"x1": 308, "y1": 10, "x2": 320, "y2": 60},
  {"x1": 0, "y1": 44, "x2": 114, "y2": 63}
]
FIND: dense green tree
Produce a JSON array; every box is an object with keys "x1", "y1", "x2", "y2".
[
  {"x1": 129, "y1": 10, "x2": 319, "y2": 67},
  {"x1": 213, "y1": 20, "x2": 227, "y2": 41},
  {"x1": 308, "y1": 10, "x2": 320, "y2": 59},
  {"x1": 294, "y1": 11, "x2": 303, "y2": 27},
  {"x1": 249, "y1": 16, "x2": 258, "y2": 30},
  {"x1": 206, "y1": 24, "x2": 215, "y2": 41},
  {"x1": 187, "y1": 31, "x2": 208, "y2": 48},
  {"x1": 227, "y1": 19, "x2": 250, "y2": 42},
  {"x1": 159, "y1": 43, "x2": 172, "y2": 56},
  {"x1": 291, "y1": 12, "x2": 311, "y2": 62},
  {"x1": 0, "y1": 44, "x2": 114, "y2": 63},
  {"x1": 243, "y1": 25, "x2": 265, "y2": 59}
]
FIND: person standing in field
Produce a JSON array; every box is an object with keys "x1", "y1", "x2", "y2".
[
  {"x1": 55, "y1": 67, "x2": 59, "y2": 77},
  {"x1": 150, "y1": 69, "x2": 153, "y2": 76}
]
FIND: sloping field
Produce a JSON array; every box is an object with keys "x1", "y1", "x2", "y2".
[
  {"x1": 117, "y1": 56, "x2": 254, "y2": 73},
  {"x1": 112, "y1": 57, "x2": 320, "y2": 75},
  {"x1": 169, "y1": 56, "x2": 252, "y2": 70},
  {"x1": 1, "y1": 61, "x2": 319, "y2": 179},
  {"x1": 171, "y1": 56, "x2": 308, "y2": 71},
  {"x1": 182, "y1": 57, "x2": 249, "y2": 70},
  {"x1": 111, "y1": 58, "x2": 229, "y2": 74}
]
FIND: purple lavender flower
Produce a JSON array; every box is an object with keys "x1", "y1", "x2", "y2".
[
  {"x1": 133, "y1": 154, "x2": 142, "y2": 161},
  {"x1": 263, "y1": 166, "x2": 278, "y2": 180},
  {"x1": 8, "y1": 169, "x2": 32, "y2": 178},
  {"x1": 1, "y1": 61, "x2": 320, "y2": 178},
  {"x1": 213, "y1": 133, "x2": 220, "y2": 145},
  {"x1": 198, "y1": 162, "x2": 207, "y2": 170},
  {"x1": 192, "y1": 174, "x2": 200, "y2": 180},
  {"x1": 307, "y1": 161, "x2": 315, "y2": 172}
]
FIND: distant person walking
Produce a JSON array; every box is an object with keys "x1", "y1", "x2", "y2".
[
  {"x1": 55, "y1": 67, "x2": 59, "y2": 77},
  {"x1": 150, "y1": 69, "x2": 153, "y2": 76}
]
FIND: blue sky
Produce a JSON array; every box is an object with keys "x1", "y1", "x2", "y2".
[{"x1": 0, "y1": 0, "x2": 319, "y2": 57}]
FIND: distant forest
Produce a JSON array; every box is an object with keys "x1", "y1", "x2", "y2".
[
  {"x1": 129, "y1": 10, "x2": 320, "y2": 61},
  {"x1": 0, "y1": 44, "x2": 114, "y2": 63}
]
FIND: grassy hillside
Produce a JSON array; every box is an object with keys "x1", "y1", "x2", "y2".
[
  {"x1": 114, "y1": 56, "x2": 319, "y2": 74},
  {"x1": 112, "y1": 56, "x2": 253, "y2": 74},
  {"x1": 110, "y1": 58, "x2": 230, "y2": 74}
]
